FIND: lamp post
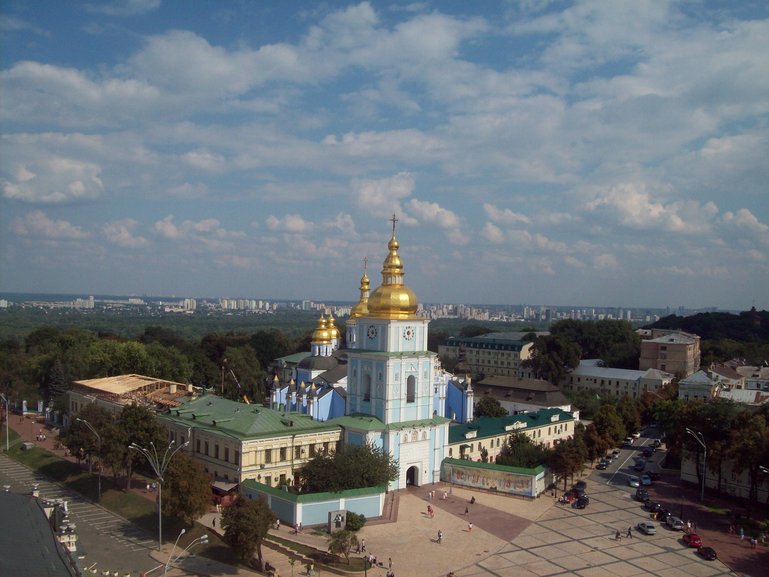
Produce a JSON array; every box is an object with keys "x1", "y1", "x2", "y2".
[
  {"x1": 129, "y1": 436, "x2": 189, "y2": 550},
  {"x1": 0, "y1": 393, "x2": 9, "y2": 452},
  {"x1": 164, "y1": 533, "x2": 209, "y2": 576},
  {"x1": 686, "y1": 428, "x2": 707, "y2": 502},
  {"x1": 76, "y1": 417, "x2": 101, "y2": 501}
]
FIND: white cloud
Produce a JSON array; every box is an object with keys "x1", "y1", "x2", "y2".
[
  {"x1": 265, "y1": 214, "x2": 315, "y2": 234},
  {"x1": 153, "y1": 215, "x2": 245, "y2": 250},
  {"x1": 593, "y1": 253, "x2": 618, "y2": 270},
  {"x1": 12, "y1": 210, "x2": 89, "y2": 239},
  {"x1": 2, "y1": 156, "x2": 104, "y2": 204},
  {"x1": 481, "y1": 222, "x2": 505, "y2": 244},
  {"x1": 483, "y1": 203, "x2": 530, "y2": 225},
  {"x1": 353, "y1": 172, "x2": 418, "y2": 223},
  {"x1": 102, "y1": 219, "x2": 149, "y2": 248}
]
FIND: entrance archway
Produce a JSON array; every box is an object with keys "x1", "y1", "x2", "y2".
[{"x1": 406, "y1": 465, "x2": 419, "y2": 487}]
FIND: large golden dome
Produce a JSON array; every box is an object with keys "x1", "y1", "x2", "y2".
[{"x1": 367, "y1": 216, "x2": 419, "y2": 319}]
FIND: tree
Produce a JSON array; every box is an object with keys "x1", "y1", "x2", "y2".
[
  {"x1": 298, "y1": 443, "x2": 398, "y2": 493},
  {"x1": 221, "y1": 496, "x2": 275, "y2": 570},
  {"x1": 474, "y1": 395, "x2": 508, "y2": 418},
  {"x1": 328, "y1": 529, "x2": 359, "y2": 564},
  {"x1": 616, "y1": 395, "x2": 641, "y2": 436},
  {"x1": 496, "y1": 432, "x2": 551, "y2": 469},
  {"x1": 592, "y1": 404, "x2": 626, "y2": 445},
  {"x1": 345, "y1": 512, "x2": 366, "y2": 532},
  {"x1": 163, "y1": 453, "x2": 211, "y2": 525},
  {"x1": 582, "y1": 423, "x2": 612, "y2": 464},
  {"x1": 119, "y1": 404, "x2": 166, "y2": 490},
  {"x1": 523, "y1": 335, "x2": 581, "y2": 385}
]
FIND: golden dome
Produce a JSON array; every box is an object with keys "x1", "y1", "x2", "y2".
[
  {"x1": 327, "y1": 313, "x2": 340, "y2": 340},
  {"x1": 350, "y1": 260, "x2": 370, "y2": 319},
  {"x1": 367, "y1": 215, "x2": 419, "y2": 319},
  {"x1": 312, "y1": 315, "x2": 331, "y2": 343}
]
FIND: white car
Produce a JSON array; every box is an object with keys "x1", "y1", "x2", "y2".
[
  {"x1": 627, "y1": 475, "x2": 640, "y2": 487},
  {"x1": 666, "y1": 516, "x2": 685, "y2": 530},
  {"x1": 637, "y1": 521, "x2": 657, "y2": 535},
  {"x1": 641, "y1": 474, "x2": 652, "y2": 486},
  {"x1": 632, "y1": 431, "x2": 641, "y2": 439}
]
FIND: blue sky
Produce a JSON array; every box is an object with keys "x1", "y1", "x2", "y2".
[{"x1": 1, "y1": 1, "x2": 767, "y2": 310}]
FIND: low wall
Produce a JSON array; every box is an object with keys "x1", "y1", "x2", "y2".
[
  {"x1": 441, "y1": 458, "x2": 548, "y2": 498},
  {"x1": 241, "y1": 480, "x2": 386, "y2": 528}
]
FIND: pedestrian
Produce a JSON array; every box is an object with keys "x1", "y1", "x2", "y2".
[
  {"x1": 751, "y1": 537, "x2": 757, "y2": 549},
  {"x1": 464, "y1": 506, "x2": 469, "y2": 515},
  {"x1": 468, "y1": 522, "x2": 473, "y2": 532},
  {"x1": 437, "y1": 529, "x2": 443, "y2": 544},
  {"x1": 615, "y1": 530, "x2": 621, "y2": 541},
  {"x1": 470, "y1": 496, "x2": 475, "y2": 504},
  {"x1": 212, "y1": 518, "x2": 216, "y2": 528},
  {"x1": 294, "y1": 523, "x2": 299, "y2": 534},
  {"x1": 276, "y1": 519, "x2": 280, "y2": 530},
  {"x1": 299, "y1": 522, "x2": 303, "y2": 533},
  {"x1": 443, "y1": 490, "x2": 448, "y2": 500},
  {"x1": 361, "y1": 538, "x2": 366, "y2": 552},
  {"x1": 626, "y1": 526, "x2": 632, "y2": 538},
  {"x1": 388, "y1": 557, "x2": 393, "y2": 571},
  {"x1": 740, "y1": 527, "x2": 745, "y2": 540}
]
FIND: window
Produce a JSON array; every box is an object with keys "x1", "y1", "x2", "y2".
[
  {"x1": 205, "y1": 441, "x2": 209, "y2": 456},
  {"x1": 214, "y1": 444, "x2": 219, "y2": 459},
  {"x1": 224, "y1": 447, "x2": 230, "y2": 463},
  {"x1": 309, "y1": 444, "x2": 316, "y2": 457},
  {"x1": 196, "y1": 439, "x2": 201, "y2": 454},
  {"x1": 407, "y1": 375, "x2": 416, "y2": 403},
  {"x1": 363, "y1": 374, "x2": 372, "y2": 401},
  {"x1": 235, "y1": 450, "x2": 240, "y2": 465},
  {"x1": 280, "y1": 447, "x2": 287, "y2": 461},
  {"x1": 295, "y1": 446, "x2": 302, "y2": 459},
  {"x1": 265, "y1": 449, "x2": 272, "y2": 464},
  {"x1": 265, "y1": 476, "x2": 272, "y2": 486}
]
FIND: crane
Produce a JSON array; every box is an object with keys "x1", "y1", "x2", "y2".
[{"x1": 229, "y1": 368, "x2": 251, "y2": 404}]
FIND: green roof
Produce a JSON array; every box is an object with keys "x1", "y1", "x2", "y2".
[
  {"x1": 241, "y1": 480, "x2": 386, "y2": 502},
  {"x1": 448, "y1": 408, "x2": 574, "y2": 444},
  {"x1": 443, "y1": 457, "x2": 545, "y2": 476},
  {"x1": 275, "y1": 352, "x2": 312, "y2": 364},
  {"x1": 160, "y1": 396, "x2": 340, "y2": 440}
]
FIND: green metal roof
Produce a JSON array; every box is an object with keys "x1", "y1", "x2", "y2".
[
  {"x1": 242, "y1": 479, "x2": 386, "y2": 502},
  {"x1": 443, "y1": 457, "x2": 545, "y2": 476},
  {"x1": 448, "y1": 408, "x2": 574, "y2": 444},
  {"x1": 160, "y1": 396, "x2": 340, "y2": 440},
  {"x1": 275, "y1": 352, "x2": 312, "y2": 364},
  {"x1": 328, "y1": 413, "x2": 451, "y2": 432}
]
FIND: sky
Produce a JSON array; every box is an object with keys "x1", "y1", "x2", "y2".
[{"x1": 1, "y1": 1, "x2": 768, "y2": 311}]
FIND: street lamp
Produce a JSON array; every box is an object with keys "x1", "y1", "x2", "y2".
[
  {"x1": 164, "y1": 533, "x2": 209, "y2": 576},
  {"x1": 0, "y1": 393, "x2": 9, "y2": 453},
  {"x1": 686, "y1": 428, "x2": 707, "y2": 502},
  {"x1": 76, "y1": 417, "x2": 101, "y2": 501},
  {"x1": 129, "y1": 435, "x2": 189, "y2": 550}
]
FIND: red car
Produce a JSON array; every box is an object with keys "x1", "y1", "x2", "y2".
[{"x1": 683, "y1": 533, "x2": 702, "y2": 548}]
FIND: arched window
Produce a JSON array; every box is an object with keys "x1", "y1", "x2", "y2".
[
  {"x1": 406, "y1": 375, "x2": 416, "y2": 403},
  {"x1": 363, "y1": 373, "x2": 372, "y2": 401}
]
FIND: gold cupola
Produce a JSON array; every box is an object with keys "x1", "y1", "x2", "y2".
[
  {"x1": 350, "y1": 258, "x2": 370, "y2": 319},
  {"x1": 327, "y1": 313, "x2": 340, "y2": 341},
  {"x1": 311, "y1": 315, "x2": 331, "y2": 344},
  {"x1": 367, "y1": 215, "x2": 419, "y2": 319}
]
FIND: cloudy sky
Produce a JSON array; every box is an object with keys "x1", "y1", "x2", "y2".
[{"x1": 1, "y1": 1, "x2": 767, "y2": 310}]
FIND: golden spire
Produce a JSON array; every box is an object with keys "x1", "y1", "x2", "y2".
[
  {"x1": 350, "y1": 256, "x2": 370, "y2": 319},
  {"x1": 367, "y1": 214, "x2": 419, "y2": 318}
]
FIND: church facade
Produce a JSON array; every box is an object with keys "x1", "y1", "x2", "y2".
[{"x1": 339, "y1": 217, "x2": 451, "y2": 490}]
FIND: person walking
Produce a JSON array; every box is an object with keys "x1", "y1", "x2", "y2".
[
  {"x1": 388, "y1": 557, "x2": 393, "y2": 571},
  {"x1": 468, "y1": 522, "x2": 473, "y2": 532},
  {"x1": 626, "y1": 526, "x2": 632, "y2": 538},
  {"x1": 437, "y1": 529, "x2": 443, "y2": 544},
  {"x1": 361, "y1": 538, "x2": 366, "y2": 552},
  {"x1": 615, "y1": 530, "x2": 621, "y2": 541}
]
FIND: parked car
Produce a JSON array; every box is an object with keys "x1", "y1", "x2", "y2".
[
  {"x1": 623, "y1": 437, "x2": 634, "y2": 447},
  {"x1": 612, "y1": 449, "x2": 621, "y2": 458},
  {"x1": 632, "y1": 431, "x2": 641, "y2": 439},
  {"x1": 666, "y1": 516, "x2": 685, "y2": 531},
  {"x1": 574, "y1": 480, "x2": 587, "y2": 491},
  {"x1": 683, "y1": 533, "x2": 703, "y2": 548},
  {"x1": 634, "y1": 488, "x2": 649, "y2": 501},
  {"x1": 653, "y1": 438, "x2": 662, "y2": 447},
  {"x1": 644, "y1": 500, "x2": 662, "y2": 513},
  {"x1": 657, "y1": 508, "x2": 672, "y2": 522},
  {"x1": 597, "y1": 459, "x2": 609, "y2": 470},
  {"x1": 572, "y1": 496, "x2": 589, "y2": 509},
  {"x1": 637, "y1": 521, "x2": 657, "y2": 535},
  {"x1": 627, "y1": 475, "x2": 640, "y2": 487},
  {"x1": 642, "y1": 447, "x2": 654, "y2": 458},
  {"x1": 641, "y1": 474, "x2": 652, "y2": 486},
  {"x1": 634, "y1": 461, "x2": 646, "y2": 472},
  {"x1": 698, "y1": 546, "x2": 717, "y2": 560}
]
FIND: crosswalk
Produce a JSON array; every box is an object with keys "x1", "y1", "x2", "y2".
[{"x1": 0, "y1": 454, "x2": 155, "y2": 553}]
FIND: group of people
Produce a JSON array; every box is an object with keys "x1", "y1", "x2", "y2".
[{"x1": 614, "y1": 526, "x2": 633, "y2": 540}]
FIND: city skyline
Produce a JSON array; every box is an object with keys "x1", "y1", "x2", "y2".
[{"x1": 1, "y1": 2, "x2": 768, "y2": 311}]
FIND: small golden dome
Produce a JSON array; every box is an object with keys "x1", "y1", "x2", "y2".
[
  {"x1": 367, "y1": 215, "x2": 419, "y2": 319},
  {"x1": 312, "y1": 315, "x2": 331, "y2": 343},
  {"x1": 350, "y1": 262, "x2": 370, "y2": 319}
]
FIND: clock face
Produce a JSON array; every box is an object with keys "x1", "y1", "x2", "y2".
[
  {"x1": 367, "y1": 325, "x2": 378, "y2": 339},
  {"x1": 403, "y1": 327, "x2": 415, "y2": 341}
]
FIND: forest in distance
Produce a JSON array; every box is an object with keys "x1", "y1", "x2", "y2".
[{"x1": 0, "y1": 304, "x2": 766, "y2": 413}]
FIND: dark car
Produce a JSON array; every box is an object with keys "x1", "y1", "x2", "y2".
[
  {"x1": 634, "y1": 461, "x2": 646, "y2": 472},
  {"x1": 574, "y1": 480, "x2": 587, "y2": 491},
  {"x1": 635, "y1": 489, "x2": 649, "y2": 501},
  {"x1": 657, "y1": 508, "x2": 672, "y2": 522},
  {"x1": 596, "y1": 460, "x2": 609, "y2": 470},
  {"x1": 698, "y1": 546, "x2": 717, "y2": 560},
  {"x1": 572, "y1": 496, "x2": 589, "y2": 509},
  {"x1": 644, "y1": 500, "x2": 662, "y2": 513},
  {"x1": 642, "y1": 447, "x2": 654, "y2": 458}
]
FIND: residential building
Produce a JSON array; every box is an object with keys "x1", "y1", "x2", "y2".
[
  {"x1": 438, "y1": 332, "x2": 540, "y2": 380},
  {"x1": 639, "y1": 330, "x2": 701, "y2": 377},
  {"x1": 471, "y1": 375, "x2": 573, "y2": 415},
  {"x1": 562, "y1": 359, "x2": 674, "y2": 400},
  {"x1": 677, "y1": 370, "x2": 717, "y2": 402},
  {"x1": 447, "y1": 408, "x2": 576, "y2": 462}
]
